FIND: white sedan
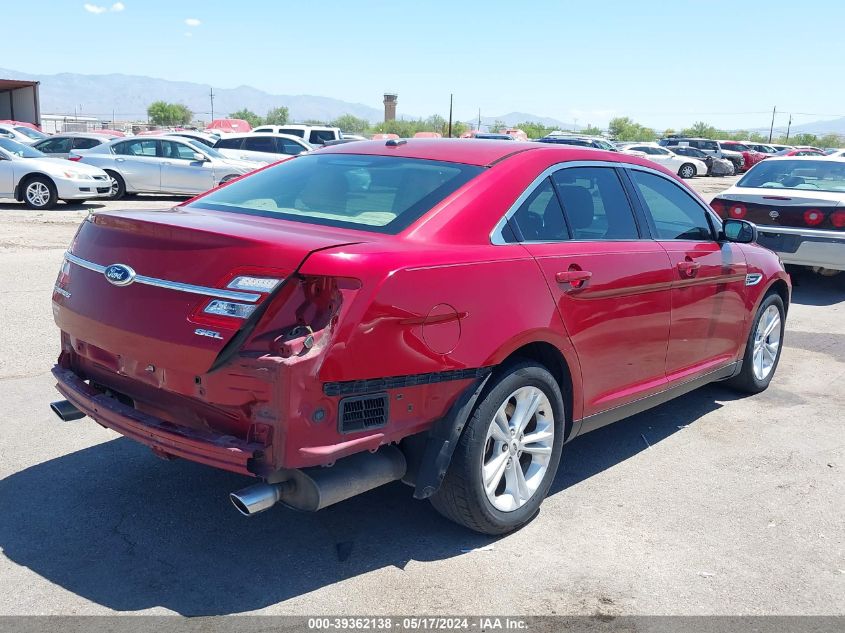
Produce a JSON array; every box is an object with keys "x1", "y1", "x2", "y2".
[
  {"x1": 0, "y1": 138, "x2": 111, "y2": 209},
  {"x1": 710, "y1": 156, "x2": 845, "y2": 271},
  {"x1": 620, "y1": 143, "x2": 708, "y2": 178}
]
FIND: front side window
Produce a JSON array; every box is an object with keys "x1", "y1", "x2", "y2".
[
  {"x1": 507, "y1": 178, "x2": 567, "y2": 242},
  {"x1": 630, "y1": 170, "x2": 714, "y2": 240},
  {"x1": 190, "y1": 154, "x2": 482, "y2": 233},
  {"x1": 553, "y1": 167, "x2": 640, "y2": 240},
  {"x1": 162, "y1": 140, "x2": 200, "y2": 160},
  {"x1": 277, "y1": 138, "x2": 308, "y2": 155},
  {"x1": 37, "y1": 137, "x2": 72, "y2": 153}
]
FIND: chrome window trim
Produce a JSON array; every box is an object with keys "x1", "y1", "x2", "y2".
[
  {"x1": 490, "y1": 160, "x2": 673, "y2": 245},
  {"x1": 63, "y1": 252, "x2": 262, "y2": 303}
]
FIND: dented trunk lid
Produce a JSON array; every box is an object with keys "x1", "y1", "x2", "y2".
[{"x1": 53, "y1": 206, "x2": 366, "y2": 375}]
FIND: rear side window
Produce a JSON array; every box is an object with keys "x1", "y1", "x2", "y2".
[
  {"x1": 215, "y1": 137, "x2": 244, "y2": 149},
  {"x1": 278, "y1": 128, "x2": 305, "y2": 138},
  {"x1": 552, "y1": 167, "x2": 640, "y2": 240},
  {"x1": 309, "y1": 130, "x2": 337, "y2": 144},
  {"x1": 629, "y1": 170, "x2": 714, "y2": 240},
  {"x1": 507, "y1": 178, "x2": 567, "y2": 242},
  {"x1": 191, "y1": 154, "x2": 483, "y2": 234},
  {"x1": 244, "y1": 136, "x2": 276, "y2": 152},
  {"x1": 114, "y1": 140, "x2": 158, "y2": 156},
  {"x1": 72, "y1": 137, "x2": 103, "y2": 150}
]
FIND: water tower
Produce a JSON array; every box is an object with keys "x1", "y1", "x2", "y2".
[{"x1": 383, "y1": 93, "x2": 398, "y2": 122}]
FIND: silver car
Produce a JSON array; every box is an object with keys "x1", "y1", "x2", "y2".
[
  {"x1": 213, "y1": 133, "x2": 312, "y2": 164},
  {"x1": 32, "y1": 132, "x2": 120, "y2": 160},
  {"x1": 71, "y1": 136, "x2": 263, "y2": 198}
]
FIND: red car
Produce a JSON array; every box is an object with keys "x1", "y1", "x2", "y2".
[
  {"x1": 719, "y1": 141, "x2": 766, "y2": 171},
  {"x1": 50, "y1": 140, "x2": 790, "y2": 534}
]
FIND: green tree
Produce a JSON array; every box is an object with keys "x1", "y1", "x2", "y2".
[
  {"x1": 582, "y1": 124, "x2": 604, "y2": 136},
  {"x1": 229, "y1": 109, "x2": 263, "y2": 128},
  {"x1": 264, "y1": 107, "x2": 289, "y2": 125},
  {"x1": 513, "y1": 121, "x2": 556, "y2": 139},
  {"x1": 147, "y1": 101, "x2": 193, "y2": 126},
  {"x1": 331, "y1": 114, "x2": 371, "y2": 135},
  {"x1": 608, "y1": 117, "x2": 655, "y2": 142},
  {"x1": 682, "y1": 121, "x2": 719, "y2": 138},
  {"x1": 488, "y1": 119, "x2": 506, "y2": 133},
  {"x1": 818, "y1": 133, "x2": 844, "y2": 148}
]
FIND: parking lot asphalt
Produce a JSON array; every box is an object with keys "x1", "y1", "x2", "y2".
[{"x1": 0, "y1": 175, "x2": 843, "y2": 616}]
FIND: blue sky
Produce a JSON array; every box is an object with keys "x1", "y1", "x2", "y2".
[{"x1": 4, "y1": 0, "x2": 843, "y2": 129}]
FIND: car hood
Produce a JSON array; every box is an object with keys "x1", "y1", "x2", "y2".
[{"x1": 17, "y1": 156, "x2": 108, "y2": 177}]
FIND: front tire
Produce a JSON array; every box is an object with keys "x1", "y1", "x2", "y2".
[
  {"x1": 678, "y1": 163, "x2": 696, "y2": 179},
  {"x1": 727, "y1": 293, "x2": 785, "y2": 393},
  {"x1": 105, "y1": 170, "x2": 126, "y2": 200},
  {"x1": 22, "y1": 176, "x2": 58, "y2": 210},
  {"x1": 430, "y1": 362, "x2": 564, "y2": 534}
]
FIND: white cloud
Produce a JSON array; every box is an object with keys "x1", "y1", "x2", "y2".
[
  {"x1": 184, "y1": 18, "x2": 201, "y2": 26},
  {"x1": 84, "y1": 2, "x2": 124, "y2": 13}
]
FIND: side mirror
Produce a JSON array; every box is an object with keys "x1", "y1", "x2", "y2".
[
  {"x1": 193, "y1": 152, "x2": 208, "y2": 162},
  {"x1": 722, "y1": 218, "x2": 757, "y2": 243}
]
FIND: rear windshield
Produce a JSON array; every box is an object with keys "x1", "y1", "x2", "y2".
[
  {"x1": 0, "y1": 137, "x2": 44, "y2": 158},
  {"x1": 190, "y1": 154, "x2": 483, "y2": 233},
  {"x1": 738, "y1": 159, "x2": 845, "y2": 193}
]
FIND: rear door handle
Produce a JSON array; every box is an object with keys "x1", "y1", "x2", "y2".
[
  {"x1": 115, "y1": 158, "x2": 125, "y2": 162},
  {"x1": 677, "y1": 260, "x2": 701, "y2": 277},
  {"x1": 555, "y1": 270, "x2": 592, "y2": 288}
]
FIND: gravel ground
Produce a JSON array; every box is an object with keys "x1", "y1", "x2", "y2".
[{"x1": 0, "y1": 175, "x2": 842, "y2": 616}]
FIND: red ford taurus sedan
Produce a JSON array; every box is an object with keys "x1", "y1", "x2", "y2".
[{"x1": 50, "y1": 139, "x2": 790, "y2": 534}]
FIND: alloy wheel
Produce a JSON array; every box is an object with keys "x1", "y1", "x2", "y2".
[
  {"x1": 752, "y1": 305, "x2": 782, "y2": 380},
  {"x1": 25, "y1": 181, "x2": 51, "y2": 208},
  {"x1": 481, "y1": 386, "x2": 555, "y2": 512}
]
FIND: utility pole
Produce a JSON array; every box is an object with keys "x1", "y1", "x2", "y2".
[
  {"x1": 785, "y1": 114, "x2": 792, "y2": 141},
  {"x1": 447, "y1": 93, "x2": 453, "y2": 138},
  {"x1": 477, "y1": 108, "x2": 481, "y2": 133},
  {"x1": 210, "y1": 87, "x2": 215, "y2": 122},
  {"x1": 768, "y1": 105, "x2": 776, "y2": 142}
]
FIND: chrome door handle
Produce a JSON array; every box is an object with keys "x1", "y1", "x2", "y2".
[
  {"x1": 115, "y1": 158, "x2": 125, "y2": 162},
  {"x1": 677, "y1": 260, "x2": 701, "y2": 277}
]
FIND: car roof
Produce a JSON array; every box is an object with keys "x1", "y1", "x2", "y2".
[
  {"x1": 314, "y1": 138, "x2": 670, "y2": 170},
  {"x1": 219, "y1": 132, "x2": 307, "y2": 141}
]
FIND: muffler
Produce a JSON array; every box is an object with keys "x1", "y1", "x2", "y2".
[
  {"x1": 230, "y1": 446, "x2": 406, "y2": 516},
  {"x1": 50, "y1": 400, "x2": 85, "y2": 421}
]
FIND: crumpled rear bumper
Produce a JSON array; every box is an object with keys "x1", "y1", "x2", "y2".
[{"x1": 52, "y1": 365, "x2": 270, "y2": 476}]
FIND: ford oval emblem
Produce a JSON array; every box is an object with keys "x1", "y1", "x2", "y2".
[
  {"x1": 769, "y1": 210, "x2": 780, "y2": 219},
  {"x1": 103, "y1": 263, "x2": 136, "y2": 287}
]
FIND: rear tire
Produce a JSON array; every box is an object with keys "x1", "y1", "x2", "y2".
[
  {"x1": 678, "y1": 163, "x2": 696, "y2": 179},
  {"x1": 727, "y1": 293, "x2": 785, "y2": 393},
  {"x1": 430, "y1": 361, "x2": 564, "y2": 535},
  {"x1": 105, "y1": 170, "x2": 126, "y2": 200},
  {"x1": 22, "y1": 176, "x2": 58, "y2": 210}
]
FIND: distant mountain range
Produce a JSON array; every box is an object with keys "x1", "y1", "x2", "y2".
[{"x1": 0, "y1": 68, "x2": 573, "y2": 129}]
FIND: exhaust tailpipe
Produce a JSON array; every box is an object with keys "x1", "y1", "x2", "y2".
[
  {"x1": 50, "y1": 400, "x2": 85, "y2": 421},
  {"x1": 230, "y1": 446, "x2": 406, "y2": 516}
]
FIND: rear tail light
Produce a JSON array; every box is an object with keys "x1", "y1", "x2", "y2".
[
  {"x1": 831, "y1": 209, "x2": 845, "y2": 228},
  {"x1": 710, "y1": 199, "x2": 724, "y2": 215},
  {"x1": 804, "y1": 209, "x2": 825, "y2": 226},
  {"x1": 68, "y1": 155, "x2": 82, "y2": 162},
  {"x1": 728, "y1": 204, "x2": 747, "y2": 219}
]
